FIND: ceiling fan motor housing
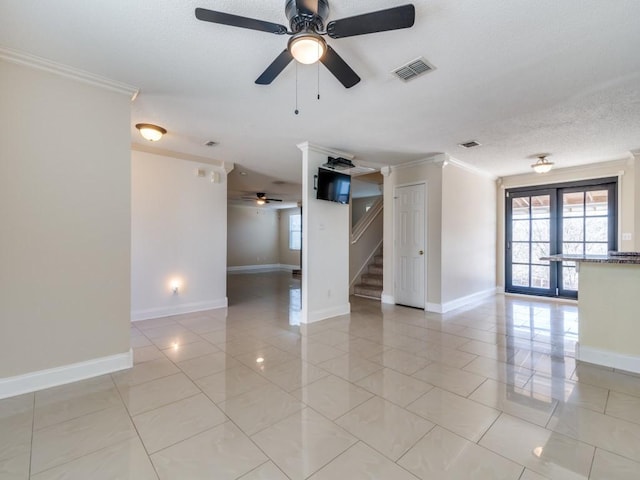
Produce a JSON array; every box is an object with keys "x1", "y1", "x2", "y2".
[{"x1": 285, "y1": 0, "x2": 330, "y2": 32}]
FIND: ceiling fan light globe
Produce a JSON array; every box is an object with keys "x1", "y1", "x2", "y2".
[
  {"x1": 135, "y1": 123, "x2": 167, "y2": 142},
  {"x1": 289, "y1": 34, "x2": 326, "y2": 64}
]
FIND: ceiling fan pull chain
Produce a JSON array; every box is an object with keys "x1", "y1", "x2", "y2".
[
  {"x1": 295, "y1": 62, "x2": 300, "y2": 115},
  {"x1": 317, "y1": 42, "x2": 321, "y2": 100}
]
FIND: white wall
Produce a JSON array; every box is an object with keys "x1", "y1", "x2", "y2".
[
  {"x1": 300, "y1": 143, "x2": 350, "y2": 323},
  {"x1": 496, "y1": 158, "x2": 636, "y2": 289},
  {"x1": 383, "y1": 155, "x2": 497, "y2": 311},
  {"x1": 279, "y1": 207, "x2": 302, "y2": 267},
  {"x1": 227, "y1": 205, "x2": 279, "y2": 267},
  {"x1": 441, "y1": 164, "x2": 497, "y2": 304},
  {"x1": 383, "y1": 158, "x2": 443, "y2": 306},
  {"x1": 131, "y1": 150, "x2": 228, "y2": 320},
  {"x1": 0, "y1": 58, "x2": 132, "y2": 385}
]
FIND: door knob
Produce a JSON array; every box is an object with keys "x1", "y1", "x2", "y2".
[{"x1": 419, "y1": 250, "x2": 424, "y2": 255}]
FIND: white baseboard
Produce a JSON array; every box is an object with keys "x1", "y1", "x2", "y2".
[
  {"x1": 0, "y1": 350, "x2": 133, "y2": 400},
  {"x1": 577, "y1": 344, "x2": 640, "y2": 374},
  {"x1": 131, "y1": 298, "x2": 228, "y2": 322},
  {"x1": 381, "y1": 293, "x2": 395, "y2": 305},
  {"x1": 426, "y1": 288, "x2": 496, "y2": 314},
  {"x1": 425, "y1": 302, "x2": 443, "y2": 313},
  {"x1": 227, "y1": 264, "x2": 300, "y2": 274},
  {"x1": 305, "y1": 303, "x2": 351, "y2": 324}
]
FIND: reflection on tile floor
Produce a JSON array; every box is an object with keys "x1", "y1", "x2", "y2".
[{"x1": 2, "y1": 271, "x2": 640, "y2": 478}]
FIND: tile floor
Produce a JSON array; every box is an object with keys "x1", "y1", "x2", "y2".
[{"x1": 2, "y1": 272, "x2": 640, "y2": 479}]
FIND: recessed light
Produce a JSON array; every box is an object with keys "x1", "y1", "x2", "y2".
[{"x1": 239, "y1": 171, "x2": 248, "y2": 176}]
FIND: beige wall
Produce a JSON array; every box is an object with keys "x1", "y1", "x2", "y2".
[
  {"x1": 383, "y1": 159, "x2": 443, "y2": 305},
  {"x1": 131, "y1": 150, "x2": 228, "y2": 320},
  {"x1": 351, "y1": 195, "x2": 381, "y2": 226},
  {"x1": 497, "y1": 158, "x2": 636, "y2": 288},
  {"x1": 634, "y1": 153, "x2": 640, "y2": 249},
  {"x1": 0, "y1": 60, "x2": 131, "y2": 377},
  {"x1": 441, "y1": 164, "x2": 497, "y2": 303},
  {"x1": 227, "y1": 205, "x2": 279, "y2": 267},
  {"x1": 278, "y1": 207, "x2": 302, "y2": 267}
]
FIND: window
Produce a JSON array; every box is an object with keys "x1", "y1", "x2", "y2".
[
  {"x1": 289, "y1": 214, "x2": 301, "y2": 250},
  {"x1": 505, "y1": 178, "x2": 617, "y2": 298}
]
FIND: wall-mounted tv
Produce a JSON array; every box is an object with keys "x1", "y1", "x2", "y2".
[{"x1": 316, "y1": 168, "x2": 351, "y2": 204}]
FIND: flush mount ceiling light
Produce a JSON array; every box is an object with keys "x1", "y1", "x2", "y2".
[
  {"x1": 135, "y1": 123, "x2": 167, "y2": 142},
  {"x1": 531, "y1": 155, "x2": 554, "y2": 174},
  {"x1": 288, "y1": 31, "x2": 327, "y2": 64}
]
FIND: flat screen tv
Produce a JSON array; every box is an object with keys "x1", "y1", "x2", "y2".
[{"x1": 316, "y1": 168, "x2": 351, "y2": 204}]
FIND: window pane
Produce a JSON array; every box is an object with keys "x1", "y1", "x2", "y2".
[
  {"x1": 512, "y1": 243, "x2": 530, "y2": 264},
  {"x1": 531, "y1": 242, "x2": 550, "y2": 264},
  {"x1": 531, "y1": 266, "x2": 550, "y2": 289},
  {"x1": 563, "y1": 192, "x2": 584, "y2": 217},
  {"x1": 586, "y1": 243, "x2": 608, "y2": 255},
  {"x1": 512, "y1": 264, "x2": 530, "y2": 287},
  {"x1": 563, "y1": 242, "x2": 584, "y2": 255},
  {"x1": 531, "y1": 219, "x2": 550, "y2": 242},
  {"x1": 512, "y1": 220, "x2": 530, "y2": 241},
  {"x1": 563, "y1": 218, "x2": 584, "y2": 242},
  {"x1": 563, "y1": 266, "x2": 579, "y2": 291},
  {"x1": 585, "y1": 190, "x2": 608, "y2": 216},
  {"x1": 512, "y1": 197, "x2": 530, "y2": 219},
  {"x1": 289, "y1": 214, "x2": 301, "y2": 250},
  {"x1": 531, "y1": 195, "x2": 550, "y2": 218},
  {"x1": 585, "y1": 217, "x2": 608, "y2": 242}
]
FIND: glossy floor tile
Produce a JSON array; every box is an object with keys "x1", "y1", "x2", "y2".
[{"x1": 5, "y1": 271, "x2": 640, "y2": 478}]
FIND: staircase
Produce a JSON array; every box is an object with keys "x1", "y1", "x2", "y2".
[{"x1": 353, "y1": 252, "x2": 383, "y2": 299}]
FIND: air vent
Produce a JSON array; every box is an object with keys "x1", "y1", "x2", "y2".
[
  {"x1": 458, "y1": 140, "x2": 481, "y2": 149},
  {"x1": 392, "y1": 57, "x2": 435, "y2": 82},
  {"x1": 204, "y1": 140, "x2": 218, "y2": 147}
]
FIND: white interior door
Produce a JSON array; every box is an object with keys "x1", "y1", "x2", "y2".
[{"x1": 394, "y1": 183, "x2": 425, "y2": 308}]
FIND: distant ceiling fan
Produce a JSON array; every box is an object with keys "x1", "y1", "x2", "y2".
[
  {"x1": 242, "y1": 192, "x2": 284, "y2": 205},
  {"x1": 195, "y1": 1, "x2": 416, "y2": 88}
]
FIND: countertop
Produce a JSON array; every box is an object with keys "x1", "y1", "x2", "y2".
[{"x1": 541, "y1": 253, "x2": 640, "y2": 264}]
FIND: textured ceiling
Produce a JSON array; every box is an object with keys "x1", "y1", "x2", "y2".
[{"x1": 1, "y1": 0, "x2": 639, "y2": 191}]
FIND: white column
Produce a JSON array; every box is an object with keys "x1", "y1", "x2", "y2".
[
  {"x1": 633, "y1": 150, "x2": 640, "y2": 251},
  {"x1": 380, "y1": 166, "x2": 395, "y2": 304},
  {"x1": 298, "y1": 142, "x2": 352, "y2": 324}
]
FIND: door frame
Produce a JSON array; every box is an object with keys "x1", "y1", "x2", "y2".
[
  {"x1": 505, "y1": 177, "x2": 618, "y2": 298},
  {"x1": 393, "y1": 181, "x2": 427, "y2": 309}
]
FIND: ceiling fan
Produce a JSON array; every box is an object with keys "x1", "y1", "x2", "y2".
[
  {"x1": 242, "y1": 192, "x2": 284, "y2": 205},
  {"x1": 195, "y1": 1, "x2": 416, "y2": 88}
]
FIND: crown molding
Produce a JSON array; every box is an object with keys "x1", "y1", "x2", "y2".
[
  {"x1": 391, "y1": 153, "x2": 446, "y2": 171},
  {"x1": 296, "y1": 142, "x2": 354, "y2": 160},
  {"x1": 0, "y1": 46, "x2": 138, "y2": 100},
  {"x1": 445, "y1": 156, "x2": 498, "y2": 180},
  {"x1": 131, "y1": 143, "x2": 232, "y2": 172}
]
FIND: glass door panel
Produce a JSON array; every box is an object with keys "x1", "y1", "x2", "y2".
[
  {"x1": 506, "y1": 191, "x2": 555, "y2": 295},
  {"x1": 506, "y1": 179, "x2": 616, "y2": 299},
  {"x1": 558, "y1": 187, "x2": 614, "y2": 298}
]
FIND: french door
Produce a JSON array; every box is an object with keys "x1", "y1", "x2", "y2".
[{"x1": 506, "y1": 178, "x2": 617, "y2": 298}]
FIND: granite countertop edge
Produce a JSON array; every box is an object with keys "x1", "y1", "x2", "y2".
[{"x1": 541, "y1": 254, "x2": 640, "y2": 265}]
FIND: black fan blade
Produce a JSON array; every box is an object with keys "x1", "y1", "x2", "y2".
[
  {"x1": 327, "y1": 4, "x2": 415, "y2": 39},
  {"x1": 266, "y1": 198, "x2": 283, "y2": 202},
  {"x1": 320, "y1": 46, "x2": 361, "y2": 88},
  {"x1": 195, "y1": 8, "x2": 287, "y2": 35},
  {"x1": 295, "y1": 0, "x2": 319, "y2": 16},
  {"x1": 256, "y1": 49, "x2": 294, "y2": 85}
]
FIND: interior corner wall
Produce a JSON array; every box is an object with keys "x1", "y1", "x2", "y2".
[
  {"x1": 384, "y1": 160, "x2": 443, "y2": 306},
  {"x1": 441, "y1": 165, "x2": 497, "y2": 304},
  {"x1": 227, "y1": 205, "x2": 279, "y2": 268},
  {"x1": 278, "y1": 207, "x2": 302, "y2": 267},
  {"x1": 496, "y1": 159, "x2": 635, "y2": 288},
  {"x1": 0, "y1": 60, "x2": 131, "y2": 379},
  {"x1": 131, "y1": 150, "x2": 227, "y2": 321}
]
